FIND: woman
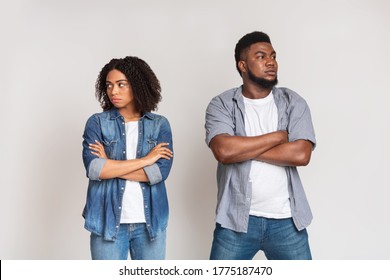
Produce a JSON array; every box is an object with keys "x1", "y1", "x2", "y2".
[{"x1": 82, "y1": 56, "x2": 173, "y2": 260}]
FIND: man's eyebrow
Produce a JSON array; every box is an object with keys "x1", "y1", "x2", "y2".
[{"x1": 254, "y1": 50, "x2": 276, "y2": 55}]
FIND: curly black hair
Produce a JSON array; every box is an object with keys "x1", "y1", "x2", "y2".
[
  {"x1": 234, "y1": 31, "x2": 272, "y2": 76},
  {"x1": 95, "y1": 56, "x2": 161, "y2": 113}
]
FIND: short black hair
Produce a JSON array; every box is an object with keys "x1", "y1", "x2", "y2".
[
  {"x1": 95, "y1": 56, "x2": 161, "y2": 113},
  {"x1": 234, "y1": 31, "x2": 272, "y2": 76}
]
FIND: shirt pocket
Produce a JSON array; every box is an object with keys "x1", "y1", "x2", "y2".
[
  {"x1": 101, "y1": 125, "x2": 119, "y2": 159},
  {"x1": 102, "y1": 138, "x2": 118, "y2": 159},
  {"x1": 147, "y1": 138, "x2": 157, "y2": 151}
]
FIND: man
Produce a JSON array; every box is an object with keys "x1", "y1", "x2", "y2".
[{"x1": 205, "y1": 31, "x2": 316, "y2": 260}]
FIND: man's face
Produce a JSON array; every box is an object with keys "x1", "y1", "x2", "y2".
[{"x1": 240, "y1": 42, "x2": 278, "y2": 88}]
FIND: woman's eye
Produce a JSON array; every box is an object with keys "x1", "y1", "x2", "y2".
[{"x1": 106, "y1": 84, "x2": 112, "y2": 89}]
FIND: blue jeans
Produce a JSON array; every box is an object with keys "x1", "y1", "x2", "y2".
[
  {"x1": 90, "y1": 223, "x2": 166, "y2": 260},
  {"x1": 210, "y1": 216, "x2": 312, "y2": 260}
]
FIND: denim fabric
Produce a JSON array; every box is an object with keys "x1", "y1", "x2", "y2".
[
  {"x1": 90, "y1": 223, "x2": 166, "y2": 260},
  {"x1": 210, "y1": 216, "x2": 312, "y2": 260},
  {"x1": 205, "y1": 86, "x2": 316, "y2": 232},
  {"x1": 82, "y1": 108, "x2": 173, "y2": 241}
]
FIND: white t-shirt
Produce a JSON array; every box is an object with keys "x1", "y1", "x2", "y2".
[
  {"x1": 120, "y1": 121, "x2": 146, "y2": 224},
  {"x1": 243, "y1": 93, "x2": 291, "y2": 218}
]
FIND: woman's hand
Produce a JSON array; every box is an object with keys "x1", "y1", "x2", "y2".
[
  {"x1": 143, "y1": 142, "x2": 173, "y2": 166},
  {"x1": 89, "y1": 140, "x2": 108, "y2": 159}
]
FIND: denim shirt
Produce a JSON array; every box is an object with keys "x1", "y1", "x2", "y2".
[
  {"x1": 205, "y1": 86, "x2": 316, "y2": 233},
  {"x1": 82, "y1": 108, "x2": 173, "y2": 241}
]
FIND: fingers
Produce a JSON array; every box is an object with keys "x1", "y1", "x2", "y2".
[
  {"x1": 88, "y1": 141, "x2": 172, "y2": 162},
  {"x1": 89, "y1": 140, "x2": 107, "y2": 158},
  {"x1": 157, "y1": 146, "x2": 173, "y2": 157},
  {"x1": 89, "y1": 141, "x2": 103, "y2": 152},
  {"x1": 154, "y1": 142, "x2": 170, "y2": 149},
  {"x1": 89, "y1": 140, "x2": 104, "y2": 148},
  {"x1": 152, "y1": 143, "x2": 173, "y2": 156},
  {"x1": 153, "y1": 148, "x2": 173, "y2": 158},
  {"x1": 144, "y1": 143, "x2": 173, "y2": 165},
  {"x1": 159, "y1": 149, "x2": 173, "y2": 158}
]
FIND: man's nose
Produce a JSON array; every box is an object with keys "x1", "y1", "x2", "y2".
[{"x1": 266, "y1": 58, "x2": 275, "y2": 66}]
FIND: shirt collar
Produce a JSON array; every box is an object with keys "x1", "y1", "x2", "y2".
[{"x1": 108, "y1": 108, "x2": 155, "y2": 120}]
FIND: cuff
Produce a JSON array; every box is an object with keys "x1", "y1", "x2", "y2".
[
  {"x1": 88, "y1": 158, "x2": 107, "y2": 181},
  {"x1": 144, "y1": 163, "x2": 162, "y2": 185}
]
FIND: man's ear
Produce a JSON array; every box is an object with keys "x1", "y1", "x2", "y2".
[{"x1": 238, "y1": 60, "x2": 247, "y2": 74}]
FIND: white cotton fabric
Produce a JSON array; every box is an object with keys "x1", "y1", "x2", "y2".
[
  {"x1": 120, "y1": 121, "x2": 146, "y2": 223},
  {"x1": 243, "y1": 93, "x2": 291, "y2": 219}
]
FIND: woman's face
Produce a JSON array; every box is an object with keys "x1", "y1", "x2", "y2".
[{"x1": 105, "y1": 69, "x2": 135, "y2": 110}]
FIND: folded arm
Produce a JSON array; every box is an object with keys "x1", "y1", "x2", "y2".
[
  {"x1": 256, "y1": 139, "x2": 313, "y2": 166},
  {"x1": 119, "y1": 169, "x2": 149, "y2": 182},
  {"x1": 209, "y1": 131, "x2": 288, "y2": 164},
  {"x1": 89, "y1": 141, "x2": 172, "y2": 181}
]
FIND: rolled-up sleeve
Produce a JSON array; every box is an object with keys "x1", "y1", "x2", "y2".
[
  {"x1": 143, "y1": 116, "x2": 173, "y2": 186},
  {"x1": 205, "y1": 96, "x2": 235, "y2": 146},
  {"x1": 88, "y1": 158, "x2": 107, "y2": 181},
  {"x1": 82, "y1": 114, "x2": 106, "y2": 180},
  {"x1": 144, "y1": 163, "x2": 162, "y2": 185}
]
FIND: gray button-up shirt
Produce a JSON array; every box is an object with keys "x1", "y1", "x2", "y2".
[{"x1": 205, "y1": 86, "x2": 316, "y2": 232}]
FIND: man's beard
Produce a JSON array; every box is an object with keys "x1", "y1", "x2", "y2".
[{"x1": 248, "y1": 67, "x2": 278, "y2": 89}]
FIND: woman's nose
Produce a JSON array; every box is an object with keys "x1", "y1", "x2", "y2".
[{"x1": 111, "y1": 85, "x2": 119, "y2": 95}]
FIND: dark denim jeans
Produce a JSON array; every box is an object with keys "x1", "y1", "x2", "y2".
[
  {"x1": 90, "y1": 223, "x2": 166, "y2": 260},
  {"x1": 210, "y1": 216, "x2": 312, "y2": 260}
]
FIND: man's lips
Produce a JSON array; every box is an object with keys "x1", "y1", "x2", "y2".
[{"x1": 265, "y1": 70, "x2": 276, "y2": 75}]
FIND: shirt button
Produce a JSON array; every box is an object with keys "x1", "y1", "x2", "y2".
[
  {"x1": 119, "y1": 206, "x2": 121, "y2": 209},
  {"x1": 122, "y1": 133, "x2": 125, "y2": 136},
  {"x1": 122, "y1": 122, "x2": 125, "y2": 125},
  {"x1": 123, "y1": 151, "x2": 126, "y2": 154},
  {"x1": 145, "y1": 205, "x2": 148, "y2": 208},
  {"x1": 121, "y1": 187, "x2": 124, "y2": 191}
]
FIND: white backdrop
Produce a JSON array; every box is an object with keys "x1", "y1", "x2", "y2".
[{"x1": 1, "y1": 0, "x2": 389, "y2": 260}]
